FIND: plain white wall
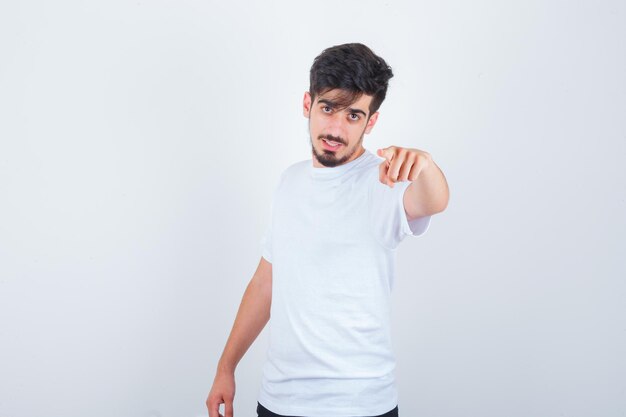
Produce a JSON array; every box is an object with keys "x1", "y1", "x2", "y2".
[{"x1": 1, "y1": 1, "x2": 624, "y2": 416}]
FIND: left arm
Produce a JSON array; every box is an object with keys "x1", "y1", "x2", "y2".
[{"x1": 377, "y1": 146, "x2": 449, "y2": 219}]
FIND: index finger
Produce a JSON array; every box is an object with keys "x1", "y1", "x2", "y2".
[{"x1": 377, "y1": 147, "x2": 396, "y2": 162}]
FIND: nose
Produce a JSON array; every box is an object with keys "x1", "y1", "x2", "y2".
[{"x1": 325, "y1": 112, "x2": 348, "y2": 137}]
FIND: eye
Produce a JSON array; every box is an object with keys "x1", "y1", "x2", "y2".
[
  {"x1": 349, "y1": 113, "x2": 360, "y2": 121},
  {"x1": 322, "y1": 106, "x2": 332, "y2": 113}
]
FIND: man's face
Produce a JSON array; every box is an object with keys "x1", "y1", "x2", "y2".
[{"x1": 303, "y1": 89, "x2": 379, "y2": 168}]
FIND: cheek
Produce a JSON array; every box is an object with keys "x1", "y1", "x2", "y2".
[
  {"x1": 309, "y1": 118, "x2": 323, "y2": 136},
  {"x1": 349, "y1": 125, "x2": 365, "y2": 138}
]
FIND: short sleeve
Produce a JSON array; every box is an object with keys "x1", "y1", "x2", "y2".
[
  {"x1": 260, "y1": 171, "x2": 285, "y2": 263},
  {"x1": 260, "y1": 216, "x2": 273, "y2": 263},
  {"x1": 368, "y1": 169, "x2": 431, "y2": 250}
]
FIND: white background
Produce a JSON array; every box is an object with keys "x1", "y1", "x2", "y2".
[{"x1": 1, "y1": 1, "x2": 624, "y2": 416}]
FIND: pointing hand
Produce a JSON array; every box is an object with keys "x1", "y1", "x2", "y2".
[{"x1": 377, "y1": 146, "x2": 431, "y2": 188}]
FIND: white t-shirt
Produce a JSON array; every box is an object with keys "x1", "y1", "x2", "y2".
[{"x1": 258, "y1": 148, "x2": 431, "y2": 417}]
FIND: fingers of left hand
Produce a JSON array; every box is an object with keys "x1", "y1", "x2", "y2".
[
  {"x1": 379, "y1": 148, "x2": 427, "y2": 188},
  {"x1": 382, "y1": 152, "x2": 421, "y2": 186},
  {"x1": 379, "y1": 161, "x2": 395, "y2": 187}
]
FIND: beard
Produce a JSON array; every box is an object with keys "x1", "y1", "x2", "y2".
[{"x1": 310, "y1": 131, "x2": 366, "y2": 168}]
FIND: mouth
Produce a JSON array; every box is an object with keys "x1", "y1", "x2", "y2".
[{"x1": 321, "y1": 138, "x2": 343, "y2": 151}]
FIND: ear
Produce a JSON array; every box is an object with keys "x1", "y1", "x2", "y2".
[
  {"x1": 364, "y1": 111, "x2": 379, "y2": 134},
  {"x1": 303, "y1": 91, "x2": 312, "y2": 118}
]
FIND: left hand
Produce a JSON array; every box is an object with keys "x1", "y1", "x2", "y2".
[{"x1": 377, "y1": 146, "x2": 431, "y2": 188}]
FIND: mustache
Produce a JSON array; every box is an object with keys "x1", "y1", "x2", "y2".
[{"x1": 319, "y1": 134, "x2": 345, "y2": 145}]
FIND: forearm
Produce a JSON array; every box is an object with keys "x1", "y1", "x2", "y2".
[
  {"x1": 405, "y1": 154, "x2": 449, "y2": 217},
  {"x1": 216, "y1": 272, "x2": 271, "y2": 375}
]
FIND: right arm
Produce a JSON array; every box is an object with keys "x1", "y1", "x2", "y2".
[{"x1": 206, "y1": 256, "x2": 273, "y2": 417}]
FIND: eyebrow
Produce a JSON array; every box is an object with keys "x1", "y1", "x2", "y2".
[{"x1": 317, "y1": 99, "x2": 368, "y2": 118}]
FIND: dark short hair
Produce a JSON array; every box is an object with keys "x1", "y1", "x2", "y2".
[{"x1": 309, "y1": 43, "x2": 394, "y2": 117}]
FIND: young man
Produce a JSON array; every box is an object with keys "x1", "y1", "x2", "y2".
[{"x1": 206, "y1": 43, "x2": 449, "y2": 417}]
